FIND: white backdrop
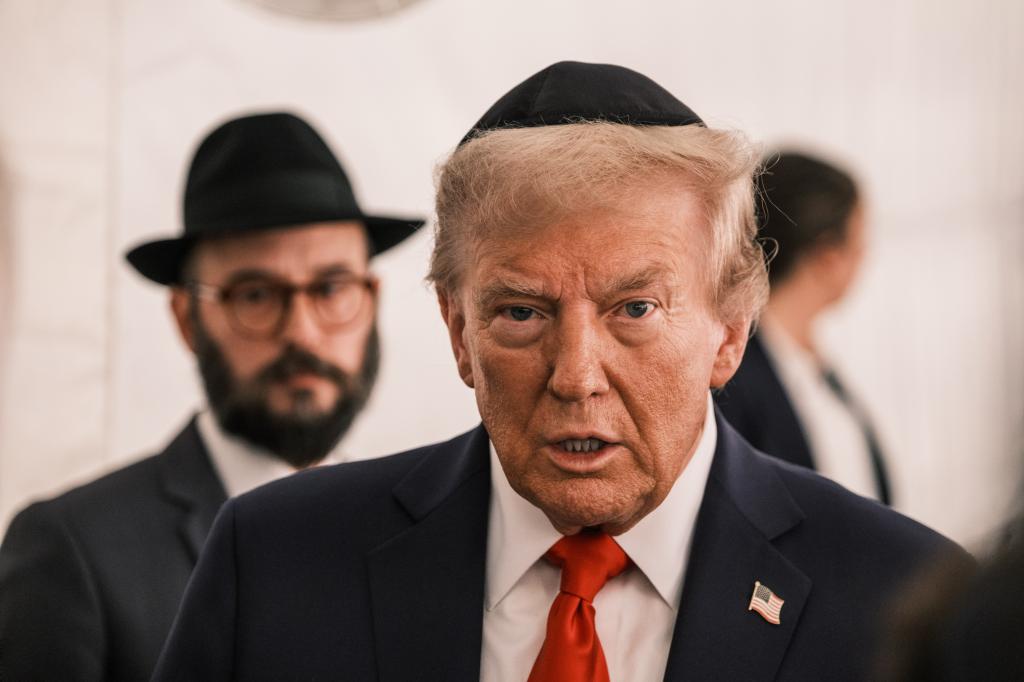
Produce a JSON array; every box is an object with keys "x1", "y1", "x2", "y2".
[{"x1": 1, "y1": 0, "x2": 1022, "y2": 548}]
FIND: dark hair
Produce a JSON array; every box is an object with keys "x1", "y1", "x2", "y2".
[{"x1": 757, "y1": 151, "x2": 860, "y2": 285}]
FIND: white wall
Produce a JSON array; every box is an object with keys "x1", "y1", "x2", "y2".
[{"x1": 1, "y1": 0, "x2": 1022, "y2": 548}]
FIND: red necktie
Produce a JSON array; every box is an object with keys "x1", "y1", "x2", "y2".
[{"x1": 527, "y1": 531, "x2": 631, "y2": 682}]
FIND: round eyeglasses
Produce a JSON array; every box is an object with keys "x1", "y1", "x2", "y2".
[{"x1": 188, "y1": 274, "x2": 375, "y2": 340}]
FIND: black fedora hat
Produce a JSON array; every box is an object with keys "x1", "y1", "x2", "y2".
[
  {"x1": 460, "y1": 61, "x2": 704, "y2": 146},
  {"x1": 125, "y1": 111, "x2": 424, "y2": 285}
]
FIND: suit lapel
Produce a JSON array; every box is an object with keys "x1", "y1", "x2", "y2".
[
  {"x1": 367, "y1": 427, "x2": 491, "y2": 682},
  {"x1": 663, "y1": 412, "x2": 811, "y2": 682},
  {"x1": 157, "y1": 418, "x2": 228, "y2": 562}
]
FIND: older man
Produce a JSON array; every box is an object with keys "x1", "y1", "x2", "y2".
[
  {"x1": 153, "y1": 64, "x2": 961, "y2": 682},
  {"x1": 0, "y1": 112, "x2": 421, "y2": 682}
]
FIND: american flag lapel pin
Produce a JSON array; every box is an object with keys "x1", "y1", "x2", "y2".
[{"x1": 748, "y1": 580, "x2": 784, "y2": 625}]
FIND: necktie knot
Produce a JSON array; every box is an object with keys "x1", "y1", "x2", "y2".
[{"x1": 545, "y1": 531, "x2": 630, "y2": 602}]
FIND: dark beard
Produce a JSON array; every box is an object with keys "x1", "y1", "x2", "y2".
[{"x1": 193, "y1": 314, "x2": 379, "y2": 469}]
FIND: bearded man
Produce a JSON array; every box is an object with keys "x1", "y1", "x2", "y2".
[
  {"x1": 154, "y1": 64, "x2": 963, "y2": 682},
  {"x1": 0, "y1": 111, "x2": 421, "y2": 682}
]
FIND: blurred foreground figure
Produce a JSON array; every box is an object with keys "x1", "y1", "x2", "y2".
[
  {"x1": 876, "y1": 507, "x2": 1023, "y2": 681},
  {"x1": 0, "y1": 112, "x2": 421, "y2": 681},
  {"x1": 716, "y1": 151, "x2": 892, "y2": 503},
  {"x1": 154, "y1": 63, "x2": 960, "y2": 682}
]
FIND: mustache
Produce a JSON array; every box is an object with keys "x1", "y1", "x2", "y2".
[{"x1": 255, "y1": 345, "x2": 349, "y2": 387}]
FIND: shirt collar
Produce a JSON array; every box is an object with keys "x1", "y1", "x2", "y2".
[
  {"x1": 485, "y1": 392, "x2": 717, "y2": 611},
  {"x1": 196, "y1": 409, "x2": 344, "y2": 499}
]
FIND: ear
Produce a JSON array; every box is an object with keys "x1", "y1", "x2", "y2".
[
  {"x1": 170, "y1": 288, "x2": 197, "y2": 353},
  {"x1": 437, "y1": 288, "x2": 475, "y2": 389},
  {"x1": 709, "y1": 315, "x2": 751, "y2": 388}
]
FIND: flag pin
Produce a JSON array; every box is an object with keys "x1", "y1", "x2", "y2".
[{"x1": 748, "y1": 580, "x2": 784, "y2": 625}]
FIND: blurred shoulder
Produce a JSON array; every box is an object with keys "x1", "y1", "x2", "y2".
[
  {"x1": 4, "y1": 420, "x2": 220, "y2": 552},
  {"x1": 10, "y1": 451, "x2": 168, "y2": 530},
  {"x1": 230, "y1": 435, "x2": 460, "y2": 520}
]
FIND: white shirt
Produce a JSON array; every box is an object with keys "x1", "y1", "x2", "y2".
[
  {"x1": 480, "y1": 393, "x2": 718, "y2": 682},
  {"x1": 196, "y1": 410, "x2": 343, "y2": 498},
  {"x1": 757, "y1": 316, "x2": 879, "y2": 500}
]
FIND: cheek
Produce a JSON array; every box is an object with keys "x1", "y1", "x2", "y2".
[
  {"x1": 470, "y1": 337, "x2": 555, "y2": 483},
  {"x1": 201, "y1": 323, "x2": 275, "y2": 382},
  {"x1": 473, "y1": 341, "x2": 547, "y2": 422},
  {"x1": 625, "y1": 323, "x2": 716, "y2": 402},
  {"x1": 323, "y1": 325, "x2": 371, "y2": 373},
  {"x1": 615, "y1": 322, "x2": 719, "y2": 463}
]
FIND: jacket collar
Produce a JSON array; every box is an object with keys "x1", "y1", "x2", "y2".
[
  {"x1": 662, "y1": 409, "x2": 811, "y2": 681},
  {"x1": 367, "y1": 426, "x2": 492, "y2": 682},
  {"x1": 157, "y1": 416, "x2": 228, "y2": 562}
]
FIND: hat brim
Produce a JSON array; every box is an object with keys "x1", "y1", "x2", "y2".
[{"x1": 124, "y1": 215, "x2": 425, "y2": 286}]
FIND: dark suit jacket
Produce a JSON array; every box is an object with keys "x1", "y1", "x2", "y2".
[
  {"x1": 0, "y1": 418, "x2": 226, "y2": 682},
  {"x1": 715, "y1": 334, "x2": 892, "y2": 504},
  {"x1": 153, "y1": 413, "x2": 961, "y2": 681}
]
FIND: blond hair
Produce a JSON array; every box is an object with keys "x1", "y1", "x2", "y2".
[{"x1": 430, "y1": 121, "x2": 768, "y2": 323}]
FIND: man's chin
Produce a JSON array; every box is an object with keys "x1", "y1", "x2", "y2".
[
  {"x1": 267, "y1": 389, "x2": 339, "y2": 420},
  {"x1": 526, "y1": 478, "x2": 647, "y2": 536},
  {"x1": 269, "y1": 404, "x2": 335, "y2": 423}
]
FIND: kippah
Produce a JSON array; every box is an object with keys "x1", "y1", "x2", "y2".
[{"x1": 460, "y1": 61, "x2": 704, "y2": 146}]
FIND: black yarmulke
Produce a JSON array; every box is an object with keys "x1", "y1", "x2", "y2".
[{"x1": 460, "y1": 61, "x2": 704, "y2": 146}]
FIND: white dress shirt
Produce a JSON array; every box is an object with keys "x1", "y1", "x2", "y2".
[
  {"x1": 757, "y1": 316, "x2": 879, "y2": 500},
  {"x1": 196, "y1": 410, "x2": 343, "y2": 498},
  {"x1": 480, "y1": 393, "x2": 718, "y2": 682}
]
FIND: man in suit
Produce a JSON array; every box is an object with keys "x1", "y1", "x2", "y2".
[
  {"x1": 0, "y1": 112, "x2": 421, "y2": 681},
  {"x1": 154, "y1": 63, "x2": 962, "y2": 682},
  {"x1": 715, "y1": 151, "x2": 892, "y2": 504}
]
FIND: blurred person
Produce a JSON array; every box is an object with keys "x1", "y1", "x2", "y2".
[
  {"x1": 153, "y1": 62, "x2": 960, "y2": 682},
  {"x1": 715, "y1": 151, "x2": 892, "y2": 504},
  {"x1": 875, "y1": 499, "x2": 1022, "y2": 681},
  {"x1": 0, "y1": 112, "x2": 422, "y2": 682}
]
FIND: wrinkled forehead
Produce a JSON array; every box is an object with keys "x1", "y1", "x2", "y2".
[
  {"x1": 461, "y1": 182, "x2": 714, "y2": 299},
  {"x1": 189, "y1": 221, "x2": 371, "y2": 280},
  {"x1": 474, "y1": 167, "x2": 708, "y2": 239}
]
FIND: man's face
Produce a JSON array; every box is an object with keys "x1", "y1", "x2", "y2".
[
  {"x1": 440, "y1": 181, "x2": 748, "y2": 535},
  {"x1": 172, "y1": 222, "x2": 379, "y2": 466}
]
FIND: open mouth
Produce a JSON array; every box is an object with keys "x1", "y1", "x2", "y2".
[{"x1": 558, "y1": 438, "x2": 610, "y2": 453}]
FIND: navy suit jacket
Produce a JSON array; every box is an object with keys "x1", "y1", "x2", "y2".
[
  {"x1": 0, "y1": 418, "x2": 226, "y2": 682},
  {"x1": 715, "y1": 335, "x2": 892, "y2": 505},
  {"x1": 154, "y1": 414, "x2": 960, "y2": 681}
]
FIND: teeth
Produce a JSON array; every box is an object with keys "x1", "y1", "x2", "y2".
[{"x1": 561, "y1": 438, "x2": 606, "y2": 453}]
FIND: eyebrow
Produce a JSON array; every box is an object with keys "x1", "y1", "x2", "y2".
[
  {"x1": 221, "y1": 268, "x2": 278, "y2": 286},
  {"x1": 475, "y1": 279, "x2": 554, "y2": 310},
  {"x1": 221, "y1": 264, "x2": 359, "y2": 286},
  {"x1": 474, "y1": 266, "x2": 676, "y2": 310},
  {"x1": 314, "y1": 264, "x2": 360, "y2": 279},
  {"x1": 600, "y1": 266, "x2": 673, "y2": 296}
]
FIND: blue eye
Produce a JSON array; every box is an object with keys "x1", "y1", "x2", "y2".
[
  {"x1": 623, "y1": 301, "x2": 653, "y2": 318},
  {"x1": 506, "y1": 306, "x2": 535, "y2": 321}
]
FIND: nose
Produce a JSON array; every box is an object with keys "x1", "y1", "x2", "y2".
[
  {"x1": 547, "y1": 311, "x2": 610, "y2": 402},
  {"x1": 279, "y1": 292, "x2": 322, "y2": 349}
]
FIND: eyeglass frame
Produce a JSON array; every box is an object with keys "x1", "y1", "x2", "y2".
[{"x1": 185, "y1": 272, "x2": 378, "y2": 340}]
